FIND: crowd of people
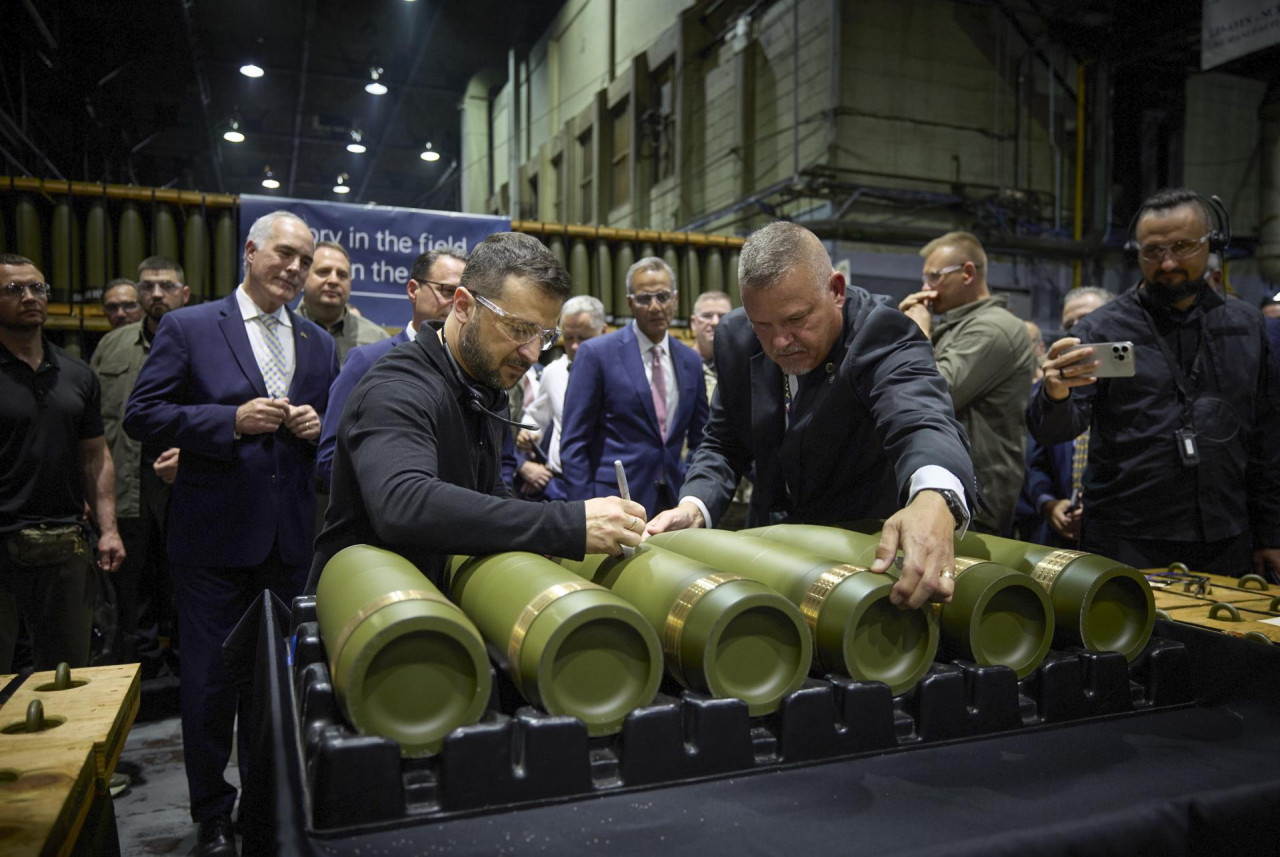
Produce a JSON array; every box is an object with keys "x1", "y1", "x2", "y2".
[{"x1": 3, "y1": 186, "x2": 1279, "y2": 857}]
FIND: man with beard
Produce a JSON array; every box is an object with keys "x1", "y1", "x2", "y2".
[
  {"x1": 90, "y1": 256, "x2": 190, "y2": 675},
  {"x1": 316, "y1": 246, "x2": 468, "y2": 488},
  {"x1": 1033, "y1": 188, "x2": 1280, "y2": 579},
  {"x1": 308, "y1": 232, "x2": 644, "y2": 594},
  {"x1": 560, "y1": 258, "x2": 709, "y2": 518},
  {"x1": 125, "y1": 211, "x2": 338, "y2": 857}
]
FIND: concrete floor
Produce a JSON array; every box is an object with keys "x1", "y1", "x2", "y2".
[{"x1": 114, "y1": 712, "x2": 240, "y2": 855}]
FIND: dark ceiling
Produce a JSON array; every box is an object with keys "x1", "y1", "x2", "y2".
[
  {"x1": 1, "y1": 0, "x2": 565, "y2": 208},
  {"x1": 4, "y1": 0, "x2": 1278, "y2": 215}
]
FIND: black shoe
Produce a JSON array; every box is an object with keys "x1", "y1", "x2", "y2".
[{"x1": 191, "y1": 813, "x2": 237, "y2": 857}]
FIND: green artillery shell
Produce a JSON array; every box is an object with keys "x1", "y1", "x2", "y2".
[
  {"x1": 563, "y1": 545, "x2": 811, "y2": 716},
  {"x1": 448, "y1": 552, "x2": 662, "y2": 736},
  {"x1": 316, "y1": 545, "x2": 492, "y2": 756}
]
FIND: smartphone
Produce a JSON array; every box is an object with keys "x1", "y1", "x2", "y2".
[{"x1": 1068, "y1": 341, "x2": 1136, "y2": 379}]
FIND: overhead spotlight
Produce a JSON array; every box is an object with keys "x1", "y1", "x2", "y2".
[
  {"x1": 419, "y1": 141, "x2": 440, "y2": 162},
  {"x1": 365, "y1": 67, "x2": 388, "y2": 96},
  {"x1": 240, "y1": 62, "x2": 265, "y2": 78},
  {"x1": 347, "y1": 129, "x2": 367, "y2": 154},
  {"x1": 261, "y1": 166, "x2": 279, "y2": 190},
  {"x1": 333, "y1": 173, "x2": 351, "y2": 194},
  {"x1": 223, "y1": 117, "x2": 245, "y2": 143}
]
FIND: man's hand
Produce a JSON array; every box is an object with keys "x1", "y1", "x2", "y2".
[
  {"x1": 283, "y1": 403, "x2": 321, "y2": 441},
  {"x1": 869, "y1": 490, "x2": 957, "y2": 609},
  {"x1": 585, "y1": 497, "x2": 648, "y2": 555},
  {"x1": 516, "y1": 428, "x2": 541, "y2": 453},
  {"x1": 518, "y1": 460, "x2": 553, "y2": 493},
  {"x1": 644, "y1": 501, "x2": 706, "y2": 536},
  {"x1": 1041, "y1": 497, "x2": 1082, "y2": 540},
  {"x1": 153, "y1": 448, "x2": 180, "y2": 485},
  {"x1": 1253, "y1": 548, "x2": 1280, "y2": 585},
  {"x1": 898, "y1": 289, "x2": 937, "y2": 336},
  {"x1": 97, "y1": 530, "x2": 125, "y2": 573},
  {"x1": 1041, "y1": 337, "x2": 1099, "y2": 402},
  {"x1": 236, "y1": 397, "x2": 290, "y2": 435}
]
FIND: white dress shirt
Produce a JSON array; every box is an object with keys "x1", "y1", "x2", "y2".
[
  {"x1": 523, "y1": 354, "x2": 570, "y2": 473},
  {"x1": 633, "y1": 323, "x2": 679, "y2": 437},
  {"x1": 236, "y1": 286, "x2": 296, "y2": 395}
]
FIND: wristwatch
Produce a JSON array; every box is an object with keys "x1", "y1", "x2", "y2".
[{"x1": 919, "y1": 487, "x2": 970, "y2": 533}]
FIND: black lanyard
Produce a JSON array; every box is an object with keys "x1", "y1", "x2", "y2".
[{"x1": 1139, "y1": 303, "x2": 1206, "y2": 428}]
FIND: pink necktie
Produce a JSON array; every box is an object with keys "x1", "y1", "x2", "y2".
[{"x1": 651, "y1": 345, "x2": 669, "y2": 441}]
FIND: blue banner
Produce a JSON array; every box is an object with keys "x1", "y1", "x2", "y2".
[{"x1": 240, "y1": 195, "x2": 509, "y2": 328}]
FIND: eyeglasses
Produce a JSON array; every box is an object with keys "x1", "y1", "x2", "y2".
[
  {"x1": 470, "y1": 291, "x2": 561, "y2": 351},
  {"x1": 921, "y1": 264, "x2": 965, "y2": 286},
  {"x1": 1137, "y1": 232, "x2": 1210, "y2": 263},
  {"x1": 104, "y1": 301, "x2": 140, "y2": 313},
  {"x1": 422, "y1": 279, "x2": 459, "y2": 301},
  {"x1": 1, "y1": 281, "x2": 51, "y2": 299},
  {"x1": 138, "y1": 280, "x2": 185, "y2": 293},
  {"x1": 629, "y1": 290, "x2": 675, "y2": 307}
]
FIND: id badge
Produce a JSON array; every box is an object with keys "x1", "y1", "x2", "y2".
[{"x1": 1175, "y1": 428, "x2": 1200, "y2": 468}]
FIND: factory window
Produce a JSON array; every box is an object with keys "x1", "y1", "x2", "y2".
[
  {"x1": 649, "y1": 62, "x2": 676, "y2": 183},
  {"x1": 550, "y1": 154, "x2": 563, "y2": 223},
  {"x1": 579, "y1": 129, "x2": 594, "y2": 224},
  {"x1": 611, "y1": 98, "x2": 630, "y2": 209}
]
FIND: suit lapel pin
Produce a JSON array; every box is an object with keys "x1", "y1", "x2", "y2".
[
  {"x1": 300, "y1": 331, "x2": 309, "y2": 339},
  {"x1": 825, "y1": 362, "x2": 835, "y2": 383}
]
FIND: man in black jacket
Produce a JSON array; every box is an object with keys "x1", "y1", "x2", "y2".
[
  {"x1": 1033, "y1": 188, "x2": 1280, "y2": 578},
  {"x1": 309, "y1": 233, "x2": 645, "y2": 592},
  {"x1": 646, "y1": 222, "x2": 976, "y2": 610}
]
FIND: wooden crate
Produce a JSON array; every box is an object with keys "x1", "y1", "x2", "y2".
[
  {"x1": 0, "y1": 664, "x2": 141, "y2": 790},
  {"x1": 1157, "y1": 603, "x2": 1280, "y2": 644},
  {"x1": 0, "y1": 742, "x2": 97, "y2": 857}
]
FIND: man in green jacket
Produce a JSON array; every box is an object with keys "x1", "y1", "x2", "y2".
[
  {"x1": 89, "y1": 255, "x2": 189, "y2": 673},
  {"x1": 900, "y1": 232, "x2": 1034, "y2": 536}
]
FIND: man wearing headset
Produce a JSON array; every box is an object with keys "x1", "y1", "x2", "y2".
[
  {"x1": 1032, "y1": 187, "x2": 1280, "y2": 579},
  {"x1": 308, "y1": 232, "x2": 644, "y2": 593}
]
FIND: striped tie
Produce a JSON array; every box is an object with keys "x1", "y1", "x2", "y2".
[{"x1": 257, "y1": 314, "x2": 288, "y2": 398}]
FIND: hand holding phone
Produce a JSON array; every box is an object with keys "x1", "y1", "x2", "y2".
[{"x1": 1065, "y1": 341, "x2": 1136, "y2": 379}]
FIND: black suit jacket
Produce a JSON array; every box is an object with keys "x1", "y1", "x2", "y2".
[{"x1": 680, "y1": 288, "x2": 976, "y2": 527}]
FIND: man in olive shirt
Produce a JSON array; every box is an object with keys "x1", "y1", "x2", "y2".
[
  {"x1": 900, "y1": 232, "x2": 1035, "y2": 535},
  {"x1": 296, "y1": 241, "x2": 389, "y2": 364},
  {"x1": 90, "y1": 255, "x2": 189, "y2": 672}
]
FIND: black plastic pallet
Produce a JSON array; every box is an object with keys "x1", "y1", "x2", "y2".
[{"x1": 288, "y1": 595, "x2": 1194, "y2": 834}]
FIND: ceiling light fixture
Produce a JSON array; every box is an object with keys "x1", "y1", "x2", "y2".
[
  {"x1": 333, "y1": 173, "x2": 351, "y2": 194},
  {"x1": 420, "y1": 141, "x2": 440, "y2": 162},
  {"x1": 223, "y1": 117, "x2": 245, "y2": 143},
  {"x1": 347, "y1": 129, "x2": 366, "y2": 154},
  {"x1": 365, "y1": 67, "x2": 388, "y2": 96},
  {"x1": 240, "y1": 62, "x2": 265, "y2": 78},
  {"x1": 261, "y1": 166, "x2": 279, "y2": 190}
]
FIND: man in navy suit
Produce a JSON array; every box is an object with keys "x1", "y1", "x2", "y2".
[
  {"x1": 125, "y1": 210, "x2": 338, "y2": 857},
  {"x1": 560, "y1": 258, "x2": 708, "y2": 518}
]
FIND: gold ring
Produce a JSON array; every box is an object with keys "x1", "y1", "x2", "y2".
[
  {"x1": 940, "y1": 568, "x2": 955, "y2": 580},
  {"x1": 630, "y1": 516, "x2": 639, "y2": 532}
]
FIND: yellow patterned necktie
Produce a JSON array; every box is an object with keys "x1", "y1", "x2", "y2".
[
  {"x1": 1070, "y1": 428, "x2": 1090, "y2": 497},
  {"x1": 256, "y1": 314, "x2": 288, "y2": 398}
]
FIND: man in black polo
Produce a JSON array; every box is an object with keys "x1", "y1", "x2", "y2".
[{"x1": 0, "y1": 253, "x2": 125, "y2": 671}]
